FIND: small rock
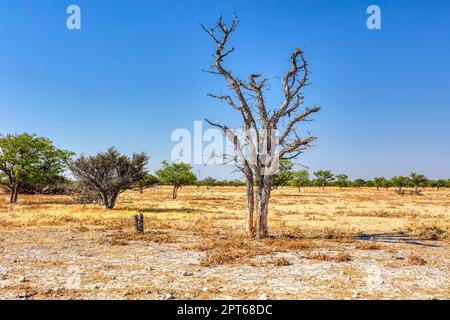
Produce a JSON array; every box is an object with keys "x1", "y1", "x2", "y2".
[
  {"x1": 18, "y1": 292, "x2": 29, "y2": 299},
  {"x1": 19, "y1": 276, "x2": 28, "y2": 283},
  {"x1": 54, "y1": 285, "x2": 64, "y2": 292},
  {"x1": 165, "y1": 293, "x2": 174, "y2": 300},
  {"x1": 339, "y1": 271, "x2": 344, "y2": 276},
  {"x1": 352, "y1": 290, "x2": 360, "y2": 299},
  {"x1": 94, "y1": 285, "x2": 100, "y2": 290},
  {"x1": 124, "y1": 290, "x2": 130, "y2": 296},
  {"x1": 181, "y1": 271, "x2": 193, "y2": 276},
  {"x1": 202, "y1": 287, "x2": 208, "y2": 292},
  {"x1": 145, "y1": 266, "x2": 153, "y2": 271},
  {"x1": 258, "y1": 293, "x2": 268, "y2": 300},
  {"x1": 43, "y1": 289, "x2": 52, "y2": 295},
  {"x1": 111, "y1": 275, "x2": 117, "y2": 280},
  {"x1": 145, "y1": 289, "x2": 152, "y2": 294}
]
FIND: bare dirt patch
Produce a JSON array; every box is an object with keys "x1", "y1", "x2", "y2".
[{"x1": 0, "y1": 187, "x2": 449, "y2": 299}]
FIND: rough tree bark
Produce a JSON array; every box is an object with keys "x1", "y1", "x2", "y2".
[
  {"x1": 245, "y1": 176, "x2": 255, "y2": 236},
  {"x1": 10, "y1": 182, "x2": 19, "y2": 203},
  {"x1": 202, "y1": 16, "x2": 320, "y2": 238},
  {"x1": 100, "y1": 191, "x2": 119, "y2": 209},
  {"x1": 172, "y1": 186, "x2": 179, "y2": 199}
]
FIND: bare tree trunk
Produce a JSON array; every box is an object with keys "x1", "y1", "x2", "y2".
[
  {"x1": 10, "y1": 183, "x2": 19, "y2": 203},
  {"x1": 298, "y1": 186, "x2": 301, "y2": 192},
  {"x1": 100, "y1": 191, "x2": 119, "y2": 209},
  {"x1": 255, "y1": 176, "x2": 272, "y2": 238},
  {"x1": 172, "y1": 186, "x2": 178, "y2": 199},
  {"x1": 245, "y1": 180, "x2": 255, "y2": 237}
]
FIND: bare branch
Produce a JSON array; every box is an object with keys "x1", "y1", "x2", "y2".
[
  {"x1": 272, "y1": 48, "x2": 309, "y2": 123},
  {"x1": 279, "y1": 106, "x2": 321, "y2": 145},
  {"x1": 207, "y1": 93, "x2": 240, "y2": 110}
]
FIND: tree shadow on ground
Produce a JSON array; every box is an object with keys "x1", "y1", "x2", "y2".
[
  {"x1": 357, "y1": 232, "x2": 442, "y2": 247},
  {"x1": 20, "y1": 199, "x2": 77, "y2": 206},
  {"x1": 121, "y1": 207, "x2": 207, "y2": 214}
]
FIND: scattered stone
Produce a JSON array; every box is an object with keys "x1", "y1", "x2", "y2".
[
  {"x1": 339, "y1": 271, "x2": 345, "y2": 276},
  {"x1": 94, "y1": 285, "x2": 100, "y2": 290},
  {"x1": 165, "y1": 293, "x2": 174, "y2": 300},
  {"x1": 258, "y1": 293, "x2": 268, "y2": 300},
  {"x1": 19, "y1": 276, "x2": 28, "y2": 283},
  {"x1": 145, "y1": 289, "x2": 152, "y2": 294},
  {"x1": 53, "y1": 285, "x2": 64, "y2": 293},
  {"x1": 145, "y1": 266, "x2": 153, "y2": 271},
  {"x1": 124, "y1": 290, "x2": 130, "y2": 296},
  {"x1": 181, "y1": 271, "x2": 193, "y2": 276},
  {"x1": 202, "y1": 287, "x2": 208, "y2": 292},
  {"x1": 352, "y1": 290, "x2": 360, "y2": 299},
  {"x1": 18, "y1": 292, "x2": 29, "y2": 299},
  {"x1": 43, "y1": 289, "x2": 52, "y2": 295},
  {"x1": 111, "y1": 275, "x2": 117, "y2": 280}
]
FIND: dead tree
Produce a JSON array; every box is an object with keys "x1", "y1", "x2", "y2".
[{"x1": 202, "y1": 16, "x2": 320, "y2": 238}]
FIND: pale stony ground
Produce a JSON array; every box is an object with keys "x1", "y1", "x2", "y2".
[{"x1": 0, "y1": 187, "x2": 449, "y2": 300}]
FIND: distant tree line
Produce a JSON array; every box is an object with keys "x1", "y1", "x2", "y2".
[
  {"x1": 270, "y1": 160, "x2": 449, "y2": 194},
  {"x1": 1, "y1": 134, "x2": 449, "y2": 208}
]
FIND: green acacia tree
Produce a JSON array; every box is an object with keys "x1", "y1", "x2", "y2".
[
  {"x1": 373, "y1": 177, "x2": 387, "y2": 191},
  {"x1": 201, "y1": 177, "x2": 217, "y2": 190},
  {"x1": 383, "y1": 179, "x2": 392, "y2": 190},
  {"x1": 313, "y1": 170, "x2": 334, "y2": 190},
  {"x1": 272, "y1": 159, "x2": 294, "y2": 189},
  {"x1": 436, "y1": 179, "x2": 447, "y2": 190},
  {"x1": 391, "y1": 176, "x2": 410, "y2": 194},
  {"x1": 353, "y1": 178, "x2": 366, "y2": 188},
  {"x1": 156, "y1": 161, "x2": 197, "y2": 199},
  {"x1": 134, "y1": 173, "x2": 159, "y2": 194},
  {"x1": 409, "y1": 172, "x2": 428, "y2": 194},
  {"x1": 0, "y1": 133, "x2": 73, "y2": 203},
  {"x1": 291, "y1": 169, "x2": 309, "y2": 192},
  {"x1": 335, "y1": 174, "x2": 349, "y2": 188}
]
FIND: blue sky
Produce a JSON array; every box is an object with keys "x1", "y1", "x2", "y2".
[{"x1": 1, "y1": 0, "x2": 449, "y2": 179}]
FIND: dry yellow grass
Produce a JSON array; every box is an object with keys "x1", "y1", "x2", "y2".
[{"x1": 0, "y1": 186, "x2": 449, "y2": 299}]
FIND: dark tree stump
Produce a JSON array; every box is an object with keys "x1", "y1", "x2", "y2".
[{"x1": 134, "y1": 213, "x2": 144, "y2": 233}]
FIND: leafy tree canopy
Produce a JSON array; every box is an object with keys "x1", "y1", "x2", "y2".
[
  {"x1": 156, "y1": 161, "x2": 197, "y2": 199},
  {"x1": 0, "y1": 133, "x2": 73, "y2": 202}
]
